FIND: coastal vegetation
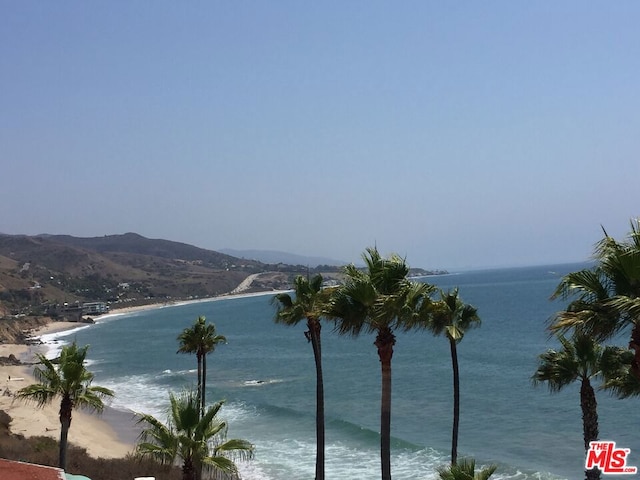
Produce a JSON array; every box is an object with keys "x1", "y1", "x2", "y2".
[
  {"x1": 15, "y1": 342, "x2": 114, "y2": 470},
  {"x1": 136, "y1": 391, "x2": 254, "y2": 480},
  {"x1": 534, "y1": 219, "x2": 640, "y2": 480},
  {"x1": 0, "y1": 425, "x2": 183, "y2": 480},
  {"x1": 549, "y1": 220, "x2": 640, "y2": 383}
]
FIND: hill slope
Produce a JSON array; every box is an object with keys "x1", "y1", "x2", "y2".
[{"x1": 0, "y1": 233, "x2": 270, "y2": 316}]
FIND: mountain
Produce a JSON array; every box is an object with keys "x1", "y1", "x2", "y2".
[
  {"x1": 219, "y1": 248, "x2": 346, "y2": 267},
  {"x1": 0, "y1": 233, "x2": 284, "y2": 316}
]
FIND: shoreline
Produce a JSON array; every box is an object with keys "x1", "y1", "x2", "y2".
[
  {"x1": 107, "y1": 288, "x2": 285, "y2": 317},
  {"x1": 0, "y1": 288, "x2": 285, "y2": 461}
]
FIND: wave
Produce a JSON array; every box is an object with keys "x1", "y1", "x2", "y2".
[{"x1": 240, "y1": 378, "x2": 285, "y2": 387}]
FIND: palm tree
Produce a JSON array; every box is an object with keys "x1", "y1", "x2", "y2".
[
  {"x1": 178, "y1": 316, "x2": 227, "y2": 415},
  {"x1": 551, "y1": 220, "x2": 640, "y2": 381},
  {"x1": 329, "y1": 247, "x2": 434, "y2": 480},
  {"x1": 136, "y1": 390, "x2": 254, "y2": 480},
  {"x1": 426, "y1": 288, "x2": 481, "y2": 465},
  {"x1": 16, "y1": 342, "x2": 114, "y2": 470},
  {"x1": 272, "y1": 273, "x2": 332, "y2": 480},
  {"x1": 437, "y1": 457, "x2": 497, "y2": 480},
  {"x1": 532, "y1": 332, "x2": 608, "y2": 480}
]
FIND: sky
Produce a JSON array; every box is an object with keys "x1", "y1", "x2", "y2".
[{"x1": 2, "y1": 2, "x2": 639, "y2": 270}]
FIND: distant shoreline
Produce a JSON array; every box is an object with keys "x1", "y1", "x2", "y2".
[{"x1": 105, "y1": 288, "x2": 286, "y2": 318}]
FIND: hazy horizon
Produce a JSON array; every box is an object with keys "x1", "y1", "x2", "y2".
[{"x1": 2, "y1": 3, "x2": 638, "y2": 269}]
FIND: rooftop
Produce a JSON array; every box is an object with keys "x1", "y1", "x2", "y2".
[{"x1": 0, "y1": 459, "x2": 66, "y2": 480}]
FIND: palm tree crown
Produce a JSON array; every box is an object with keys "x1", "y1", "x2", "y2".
[
  {"x1": 437, "y1": 457, "x2": 497, "y2": 480},
  {"x1": 550, "y1": 219, "x2": 640, "y2": 382},
  {"x1": 17, "y1": 342, "x2": 114, "y2": 470},
  {"x1": 137, "y1": 390, "x2": 253, "y2": 480}
]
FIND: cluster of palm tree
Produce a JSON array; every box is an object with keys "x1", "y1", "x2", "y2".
[
  {"x1": 273, "y1": 247, "x2": 495, "y2": 480},
  {"x1": 136, "y1": 315, "x2": 253, "y2": 480},
  {"x1": 533, "y1": 219, "x2": 640, "y2": 480},
  {"x1": 177, "y1": 315, "x2": 228, "y2": 416}
]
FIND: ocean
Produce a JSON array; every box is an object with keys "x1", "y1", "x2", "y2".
[{"x1": 41, "y1": 263, "x2": 639, "y2": 479}]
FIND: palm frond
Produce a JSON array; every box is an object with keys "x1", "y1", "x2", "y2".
[
  {"x1": 600, "y1": 346, "x2": 640, "y2": 398},
  {"x1": 437, "y1": 457, "x2": 497, "y2": 479}
]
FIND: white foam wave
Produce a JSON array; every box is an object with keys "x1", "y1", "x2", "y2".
[
  {"x1": 37, "y1": 324, "x2": 93, "y2": 358},
  {"x1": 96, "y1": 374, "x2": 562, "y2": 480},
  {"x1": 235, "y1": 439, "x2": 449, "y2": 480},
  {"x1": 241, "y1": 378, "x2": 284, "y2": 387},
  {"x1": 101, "y1": 374, "x2": 170, "y2": 419}
]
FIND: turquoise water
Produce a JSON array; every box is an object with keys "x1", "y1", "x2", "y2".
[{"x1": 45, "y1": 263, "x2": 639, "y2": 479}]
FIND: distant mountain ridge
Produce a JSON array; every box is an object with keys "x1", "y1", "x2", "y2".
[
  {"x1": 0, "y1": 233, "x2": 293, "y2": 316},
  {"x1": 40, "y1": 232, "x2": 242, "y2": 266},
  {"x1": 0, "y1": 233, "x2": 447, "y2": 318},
  {"x1": 219, "y1": 248, "x2": 346, "y2": 267}
]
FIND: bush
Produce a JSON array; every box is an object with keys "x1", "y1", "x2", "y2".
[{"x1": 0, "y1": 411, "x2": 182, "y2": 480}]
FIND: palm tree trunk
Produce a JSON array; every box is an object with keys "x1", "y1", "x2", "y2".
[
  {"x1": 308, "y1": 319, "x2": 325, "y2": 480},
  {"x1": 581, "y1": 378, "x2": 600, "y2": 480},
  {"x1": 375, "y1": 326, "x2": 396, "y2": 480},
  {"x1": 59, "y1": 395, "x2": 73, "y2": 470},
  {"x1": 196, "y1": 351, "x2": 203, "y2": 418},
  {"x1": 450, "y1": 337, "x2": 460, "y2": 465},
  {"x1": 194, "y1": 456, "x2": 203, "y2": 480},
  {"x1": 201, "y1": 351, "x2": 207, "y2": 417},
  {"x1": 630, "y1": 322, "x2": 640, "y2": 381},
  {"x1": 182, "y1": 457, "x2": 196, "y2": 480}
]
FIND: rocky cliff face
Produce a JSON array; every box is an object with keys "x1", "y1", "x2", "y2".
[{"x1": 0, "y1": 316, "x2": 49, "y2": 345}]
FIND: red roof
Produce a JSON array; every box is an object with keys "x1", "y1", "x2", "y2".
[{"x1": 0, "y1": 458, "x2": 66, "y2": 480}]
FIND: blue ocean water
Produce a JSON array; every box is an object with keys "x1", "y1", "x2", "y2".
[{"x1": 44, "y1": 263, "x2": 639, "y2": 479}]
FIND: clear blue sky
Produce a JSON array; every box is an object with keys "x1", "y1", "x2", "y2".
[{"x1": 2, "y1": 2, "x2": 639, "y2": 269}]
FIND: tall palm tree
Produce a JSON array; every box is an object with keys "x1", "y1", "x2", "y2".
[
  {"x1": 329, "y1": 247, "x2": 434, "y2": 480},
  {"x1": 551, "y1": 220, "x2": 640, "y2": 381},
  {"x1": 136, "y1": 390, "x2": 254, "y2": 480},
  {"x1": 178, "y1": 316, "x2": 227, "y2": 415},
  {"x1": 437, "y1": 457, "x2": 497, "y2": 480},
  {"x1": 532, "y1": 332, "x2": 608, "y2": 480},
  {"x1": 426, "y1": 288, "x2": 481, "y2": 465},
  {"x1": 16, "y1": 342, "x2": 114, "y2": 470},
  {"x1": 272, "y1": 273, "x2": 332, "y2": 480}
]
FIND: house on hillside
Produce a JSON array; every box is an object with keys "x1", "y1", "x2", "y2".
[{"x1": 82, "y1": 302, "x2": 109, "y2": 315}]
